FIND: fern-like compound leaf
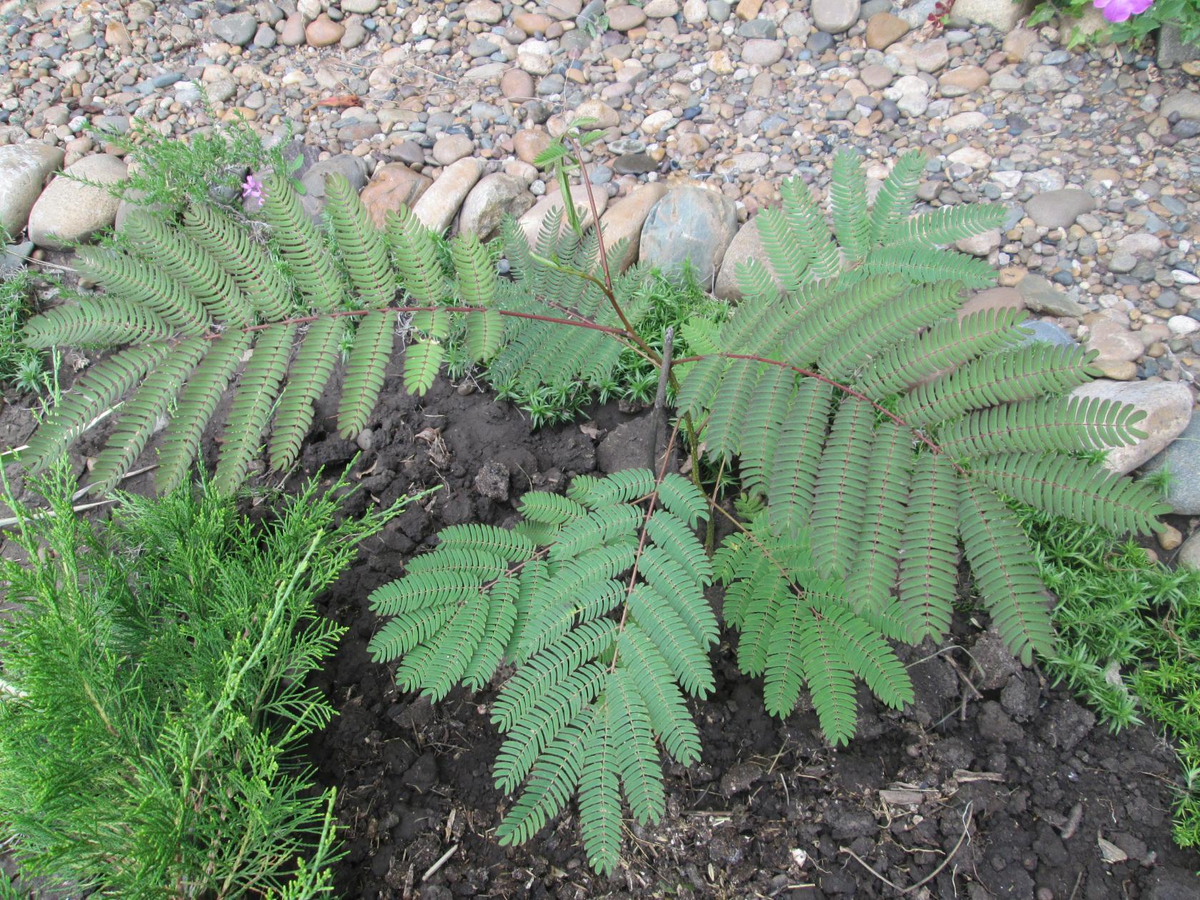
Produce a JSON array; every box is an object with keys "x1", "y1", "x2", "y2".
[
  {"x1": 436, "y1": 524, "x2": 537, "y2": 562},
  {"x1": 957, "y1": 479, "x2": 1055, "y2": 665},
  {"x1": 737, "y1": 366, "x2": 795, "y2": 497},
  {"x1": 706, "y1": 358, "x2": 762, "y2": 462},
  {"x1": 616, "y1": 621, "x2": 701, "y2": 765},
  {"x1": 780, "y1": 177, "x2": 841, "y2": 281},
  {"x1": 608, "y1": 668, "x2": 665, "y2": 827},
  {"x1": 897, "y1": 451, "x2": 960, "y2": 642},
  {"x1": 387, "y1": 206, "x2": 450, "y2": 306},
  {"x1": 628, "y1": 584, "x2": 714, "y2": 698},
  {"x1": 269, "y1": 316, "x2": 343, "y2": 472},
  {"x1": 156, "y1": 330, "x2": 251, "y2": 494},
  {"x1": 182, "y1": 203, "x2": 291, "y2": 320},
  {"x1": 800, "y1": 611, "x2": 858, "y2": 746},
  {"x1": 861, "y1": 243, "x2": 997, "y2": 289},
  {"x1": 639, "y1": 545, "x2": 718, "y2": 649},
  {"x1": 971, "y1": 453, "x2": 1169, "y2": 536},
  {"x1": 74, "y1": 246, "x2": 210, "y2": 333},
  {"x1": 214, "y1": 321, "x2": 296, "y2": 495},
  {"x1": 936, "y1": 396, "x2": 1148, "y2": 458},
  {"x1": 87, "y1": 338, "x2": 209, "y2": 494},
  {"x1": 644, "y1": 510, "x2": 713, "y2": 587},
  {"x1": 779, "y1": 275, "x2": 906, "y2": 367},
  {"x1": 844, "y1": 423, "x2": 915, "y2": 624},
  {"x1": 830, "y1": 150, "x2": 870, "y2": 263},
  {"x1": 763, "y1": 596, "x2": 813, "y2": 718},
  {"x1": 768, "y1": 379, "x2": 834, "y2": 538},
  {"x1": 655, "y1": 473, "x2": 709, "y2": 529},
  {"x1": 337, "y1": 309, "x2": 397, "y2": 438},
  {"x1": 23, "y1": 344, "x2": 172, "y2": 472},
  {"x1": 810, "y1": 397, "x2": 875, "y2": 578},
  {"x1": 496, "y1": 708, "x2": 594, "y2": 848},
  {"x1": 494, "y1": 663, "x2": 608, "y2": 793},
  {"x1": 812, "y1": 599, "x2": 913, "y2": 711},
  {"x1": 492, "y1": 620, "x2": 617, "y2": 732},
  {"x1": 261, "y1": 175, "x2": 346, "y2": 311},
  {"x1": 453, "y1": 232, "x2": 497, "y2": 307},
  {"x1": 898, "y1": 344, "x2": 1101, "y2": 427},
  {"x1": 465, "y1": 309, "x2": 504, "y2": 362},
  {"x1": 325, "y1": 174, "x2": 395, "y2": 311},
  {"x1": 755, "y1": 206, "x2": 807, "y2": 294},
  {"x1": 403, "y1": 339, "x2": 444, "y2": 395},
  {"x1": 869, "y1": 150, "x2": 926, "y2": 244},
  {"x1": 519, "y1": 492, "x2": 590, "y2": 526},
  {"x1": 819, "y1": 280, "x2": 964, "y2": 382},
  {"x1": 887, "y1": 203, "x2": 1007, "y2": 248},
  {"x1": 578, "y1": 705, "x2": 622, "y2": 876},
  {"x1": 22, "y1": 297, "x2": 175, "y2": 349},
  {"x1": 859, "y1": 306, "x2": 1026, "y2": 399},
  {"x1": 123, "y1": 211, "x2": 254, "y2": 327}
]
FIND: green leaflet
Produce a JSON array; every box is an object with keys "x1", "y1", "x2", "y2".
[
  {"x1": 156, "y1": 330, "x2": 252, "y2": 494},
  {"x1": 810, "y1": 396, "x2": 875, "y2": 578},
  {"x1": 214, "y1": 321, "x2": 297, "y2": 495},
  {"x1": 270, "y1": 316, "x2": 344, "y2": 472},
  {"x1": 958, "y1": 479, "x2": 1055, "y2": 665},
  {"x1": 337, "y1": 309, "x2": 397, "y2": 438}
]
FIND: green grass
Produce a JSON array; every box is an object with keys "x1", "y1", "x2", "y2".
[
  {"x1": 1018, "y1": 502, "x2": 1200, "y2": 847},
  {"x1": 0, "y1": 270, "x2": 48, "y2": 394}
]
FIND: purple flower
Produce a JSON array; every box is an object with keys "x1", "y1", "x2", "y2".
[
  {"x1": 242, "y1": 174, "x2": 264, "y2": 208},
  {"x1": 1092, "y1": 0, "x2": 1153, "y2": 22}
]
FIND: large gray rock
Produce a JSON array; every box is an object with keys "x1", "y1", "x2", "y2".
[
  {"x1": 952, "y1": 0, "x2": 1031, "y2": 30},
  {"x1": 0, "y1": 144, "x2": 63, "y2": 240},
  {"x1": 518, "y1": 184, "x2": 608, "y2": 245},
  {"x1": 1141, "y1": 416, "x2": 1200, "y2": 514},
  {"x1": 1025, "y1": 189, "x2": 1096, "y2": 229},
  {"x1": 638, "y1": 187, "x2": 737, "y2": 287},
  {"x1": 1069, "y1": 380, "x2": 1193, "y2": 476},
  {"x1": 413, "y1": 157, "x2": 484, "y2": 235},
  {"x1": 714, "y1": 215, "x2": 783, "y2": 301},
  {"x1": 212, "y1": 12, "x2": 258, "y2": 46},
  {"x1": 299, "y1": 155, "x2": 369, "y2": 220},
  {"x1": 1181, "y1": 532, "x2": 1200, "y2": 572},
  {"x1": 1158, "y1": 24, "x2": 1200, "y2": 68},
  {"x1": 28, "y1": 154, "x2": 126, "y2": 249},
  {"x1": 598, "y1": 183, "x2": 667, "y2": 272},
  {"x1": 811, "y1": 0, "x2": 860, "y2": 33},
  {"x1": 1017, "y1": 274, "x2": 1086, "y2": 317},
  {"x1": 1162, "y1": 91, "x2": 1200, "y2": 122},
  {"x1": 459, "y1": 174, "x2": 533, "y2": 242}
]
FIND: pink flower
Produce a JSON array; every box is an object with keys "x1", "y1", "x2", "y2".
[
  {"x1": 1092, "y1": 0, "x2": 1153, "y2": 22},
  {"x1": 242, "y1": 174, "x2": 264, "y2": 208}
]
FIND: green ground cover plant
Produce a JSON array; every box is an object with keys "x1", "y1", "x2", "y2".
[
  {"x1": 1021, "y1": 503, "x2": 1200, "y2": 847},
  {"x1": 0, "y1": 470, "x2": 415, "y2": 898},
  {"x1": 0, "y1": 270, "x2": 48, "y2": 394}
]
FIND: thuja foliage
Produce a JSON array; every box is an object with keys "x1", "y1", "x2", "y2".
[
  {"x1": 15, "y1": 138, "x2": 1174, "y2": 872},
  {"x1": 368, "y1": 468, "x2": 714, "y2": 876},
  {"x1": 0, "y1": 471, "x2": 406, "y2": 898}
]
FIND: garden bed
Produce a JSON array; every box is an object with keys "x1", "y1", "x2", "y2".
[
  {"x1": 0, "y1": 282, "x2": 1195, "y2": 898},
  {"x1": 280, "y1": 377, "x2": 1195, "y2": 899}
]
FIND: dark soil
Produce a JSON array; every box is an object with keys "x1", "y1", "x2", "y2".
[
  {"x1": 286, "y1": 376, "x2": 1198, "y2": 900},
  {"x1": 3, "y1": 361, "x2": 1199, "y2": 900}
]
